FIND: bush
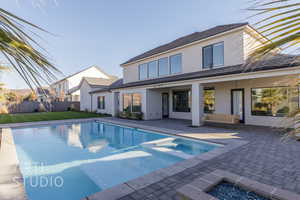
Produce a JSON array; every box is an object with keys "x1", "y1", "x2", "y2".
[
  {"x1": 119, "y1": 111, "x2": 143, "y2": 120},
  {"x1": 0, "y1": 105, "x2": 8, "y2": 114}
]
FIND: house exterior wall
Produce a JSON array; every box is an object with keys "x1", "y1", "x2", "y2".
[
  {"x1": 122, "y1": 29, "x2": 245, "y2": 84},
  {"x1": 92, "y1": 92, "x2": 113, "y2": 114},
  {"x1": 203, "y1": 74, "x2": 298, "y2": 127},
  {"x1": 80, "y1": 80, "x2": 92, "y2": 111},
  {"x1": 51, "y1": 66, "x2": 111, "y2": 100}
]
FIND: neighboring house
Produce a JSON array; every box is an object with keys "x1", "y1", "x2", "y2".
[
  {"x1": 86, "y1": 23, "x2": 300, "y2": 127},
  {"x1": 78, "y1": 77, "x2": 118, "y2": 111},
  {"x1": 50, "y1": 66, "x2": 117, "y2": 101},
  {"x1": 36, "y1": 87, "x2": 51, "y2": 102}
]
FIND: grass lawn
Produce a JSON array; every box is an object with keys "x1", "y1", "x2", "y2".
[{"x1": 0, "y1": 111, "x2": 108, "y2": 124}]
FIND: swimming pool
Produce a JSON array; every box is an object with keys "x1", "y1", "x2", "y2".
[{"x1": 12, "y1": 121, "x2": 220, "y2": 200}]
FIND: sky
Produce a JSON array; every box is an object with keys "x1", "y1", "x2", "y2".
[{"x1": 1, "y1": 0, "x2": 255, "y2": 89}]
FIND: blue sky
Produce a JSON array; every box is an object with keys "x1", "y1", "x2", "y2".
[{"x1": 1, "y1": 0, "x2": 254, "y2": 89}]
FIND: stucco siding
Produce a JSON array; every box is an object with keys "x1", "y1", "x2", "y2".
[
  {"x1": 80, "y1": 80, "x2": 92, "y2": 111},
  {"x1": 92, "y1": 92, "x2": 113, "y2": 114},
  {"x1": 122, "y1": 29, "x2": 245, "y2": 84}
]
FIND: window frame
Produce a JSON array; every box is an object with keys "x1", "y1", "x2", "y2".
[
  {"x1": 158, "y1": 57, "x2": 170, "y2": 77},
  {"x1": 204, "y1": 87, "x2": 215, "y2": 114},
  {"x1": 251, "y1": 86, "x2": 299, "y2": 117},
  {"x1": 148, "y1": 60, "x2": 158, "y2": 78},
  {"x1": 202, "y1": 42, "x2": 224, "y2": 69},
  {"x1": 138, "y1": 63, "x2": 148, "y2": 80},
  {"x1": 97, "y1": 96, "x2": 105, "y2": 110},
  {"x1": 123, "y1": 93, "x2": 142, "y2": 113},
  {"x1": 170, "y1": 53, "x2": 182, "y2": 74},
  {"x1": 172, "y1": 89, "x2": 191, "y2": 113}
]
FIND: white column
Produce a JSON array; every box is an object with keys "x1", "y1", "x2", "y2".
[{"x1": 192, "y1": 83, "x2": 204, "y2": 126}]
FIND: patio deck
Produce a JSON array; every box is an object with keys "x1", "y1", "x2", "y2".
[{"x1": 103, "y1": 118, "x2": 300, "y2": 200}]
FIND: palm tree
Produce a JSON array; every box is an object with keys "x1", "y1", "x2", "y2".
[
  {"x1": 249, "y1": 0, "x2": 300, "y2": 138},
  {"x1": 0, "y1": 8, "x2": 59, "y2": 90},
  {"x1": 249, "y1": 0, "x2": 300, "y2": 60}
]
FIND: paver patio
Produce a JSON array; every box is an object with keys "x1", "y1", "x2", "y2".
[{"x1": 101, "y1": 118, "x2": 300, "y2": 200}]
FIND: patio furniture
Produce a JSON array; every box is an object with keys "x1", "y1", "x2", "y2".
[{"x1": 203, "y1": 113, "x2": 240, "y2": 124}]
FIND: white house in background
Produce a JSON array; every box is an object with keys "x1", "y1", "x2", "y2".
[
  {"x1": 78, "y1": 77, "x2": 118, "y2": 111},
  {"x1": 85, "y1": 23, "x2": 300, "y2": 127},
  {"x1": 50, "y1": 66, "x2": 117, "y2": 101}
]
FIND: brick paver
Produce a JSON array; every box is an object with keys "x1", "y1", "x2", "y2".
[{"x1": 107, "y1": 118, "x2": 300, "y2": 200}]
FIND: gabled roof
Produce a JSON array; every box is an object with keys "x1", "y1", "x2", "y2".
[
  {"x1": 92, "y1": 54, "x2": 300, "y2": 93},
  {"x1": 90, "y1": 79, "x2": 123, "y2": 94},
  {"x1": 121, "y1": 23, "x2": 248, "y2": 65},
  {"x1": 51, "y1": 66, "x2": 117, "y2": 85},
  {"x1": 69, "y1": 76, "x2": 119, "y2": 94}
]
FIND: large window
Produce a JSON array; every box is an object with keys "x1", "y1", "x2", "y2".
[
  {"x1": 173, "y1": 90, "x2": 191, "y2": 112},
  {"x1": 170, "y1": 54, "x2": 182, "y2": 74},
  {"x1": 204, "y1": 88, "x2": 215, "y2": 113},
  {"x1": 123, "y1": 93, "x2": 142, "y2": 113},
  {"x1": 251, "y1": 87, "x2": 299, "y2": 117},
  {"x1": 158, "y1": 57, "x2": 169, "y2": 76},
  {"x1": 203, "y1": 42, "x2": 224, "y2": 69},
  {"x1": 148, "y1": 60, "x2": 158, "y2": 78},
  {"x1": 139, "y1": 63, "x2": 148, "y2": 80},
  {"x1": 97, "y1": 96, "x2": 105, "y2": 109}
]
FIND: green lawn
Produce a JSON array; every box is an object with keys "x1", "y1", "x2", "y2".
[{"x1": 0, "y1": 111, "x2": 108, "y2": 124}]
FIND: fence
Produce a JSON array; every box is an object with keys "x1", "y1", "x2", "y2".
[{"x1": 7, "y1": 101, "x2": 80, "y2": 113}]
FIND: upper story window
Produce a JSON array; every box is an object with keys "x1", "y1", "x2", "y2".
[
  {"x1": 158, "y1": 57, "x2": 169, "y2": 76},
  {"x1": 138, "y1": 53, "x2": 182, "y2": 80},
  {"x1": 139, "y1": 63, "x2": 148, "y2": 80},
  {"x1": 148, "y1": 60, "x2": 158, "y2": 78},
  {"x1": 170, "y1": 54, "x2": 182, "y2": 74},
  {"x1": 203, "y1": 42, "x2": 224, "y2": 69}
]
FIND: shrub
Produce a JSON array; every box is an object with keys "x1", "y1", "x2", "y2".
[{"x1": 0, "y1": 105, "x2": 8, "y2": 114}]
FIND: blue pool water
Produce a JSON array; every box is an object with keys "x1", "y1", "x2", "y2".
[{"x1": 12, "y1": 121, "x2": 220, "y2": 200}]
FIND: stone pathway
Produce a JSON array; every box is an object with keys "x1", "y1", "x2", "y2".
[{"x1": 103, "y1": 118, "x2": 300, "y2": 200}]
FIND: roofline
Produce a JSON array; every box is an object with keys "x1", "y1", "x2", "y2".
[
  {"x1": 120, "y1": 24, "x2": 249, "y2": 67},
  {"x1": 51, "y1": 65, "x2": 114, "y2": 86}
]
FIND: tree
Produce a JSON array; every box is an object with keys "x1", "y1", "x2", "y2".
[
  {"x1": 4, "y1": 91, "x2": 17, "y2": 102},
  {"x1": 249, "y1": 0, "x2": 300, "y2": 138},
  {"x1": 0, "y1": 8, "x2": 60, "y2": 90},
  {"x1": 22, "y1": 91, "x2": 37, "y2": 102},
  {"x1": 249, "y1": 0, "x2": 300, "y2": 60}
]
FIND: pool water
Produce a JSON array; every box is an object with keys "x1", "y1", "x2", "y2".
[{"x1": 12, "y1": 121, "x2": 220, "y2": 200}]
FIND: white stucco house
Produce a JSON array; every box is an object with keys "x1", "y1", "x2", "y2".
[
  {"x1": 50, "y1": 66, "x2": 117, "y2": 101},
  {"x1": 85, "y1": 23, "x2": 300, "y2": 127}
]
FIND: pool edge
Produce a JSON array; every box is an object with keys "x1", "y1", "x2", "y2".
[{"x1": 0, "y1": 128, "x2": 27, "y2": 200}]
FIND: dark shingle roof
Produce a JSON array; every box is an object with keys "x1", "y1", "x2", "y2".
[
  {"x1": 91, "y1": 55, "x2": 300, "y2": 93},
  {"x1": 121, "y1": 23, "x2": 248, "y2": 65}
]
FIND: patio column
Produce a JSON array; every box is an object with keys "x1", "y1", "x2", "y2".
[
  {"x1": 192, "y1": 83, "x2": 204, "y2": 127},
  {"x1": 111, "y1": 92, "x2": 119, "y2": 117}
]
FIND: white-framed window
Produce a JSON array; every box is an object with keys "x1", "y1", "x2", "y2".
[
  {"x1": 97, "y1": 96, "x2": 105, "y2": 109},
  {"x1": 148, "y1": 60, "x2": 158, "y2": 78},
  {"x1": 158, "y1": 57, "x2": 169, "y2": 76},
  {"x1": 203, "y1": 42, "x2": 224, "y2": 69},
  {"x1": 139, "y1": 63, "x2": 148, "y2": 80},
  {"x1": 170, "y1": 54, "x2": 182, "y2": 74}
]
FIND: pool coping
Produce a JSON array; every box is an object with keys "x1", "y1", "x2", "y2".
[
  {"x1": 0, "y1": 118, "x2": 249, "y2": 200},
  {"x1": 0, "y1": 128, "x2": 27, "y2": 200},
  {"x1": 176, "y1": 169, "x2": 300, "y2": 200}
]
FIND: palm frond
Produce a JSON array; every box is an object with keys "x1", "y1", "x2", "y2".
[
  {"x1": 0, "y1": 8, "x2": 60, "y2": 90},
  {"x1": 248, "y1": 0, "x2": 300, "y2": 60}
]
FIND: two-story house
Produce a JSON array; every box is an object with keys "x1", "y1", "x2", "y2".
[
  {"x1": 50, "y1": 66, "x2": 117, "y2": 101},
  {"x1": 88, "y1": 23, "x2": 300, "y2": 127}
]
